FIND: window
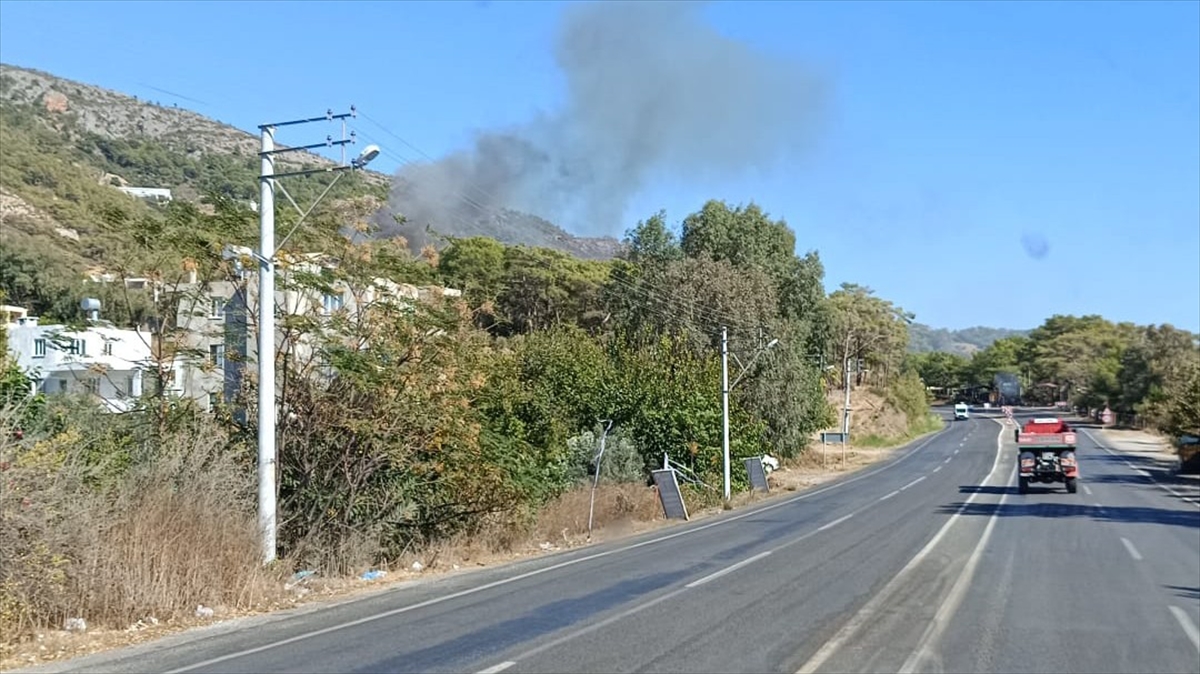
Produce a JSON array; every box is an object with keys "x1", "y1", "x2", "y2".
[
  {"x1": 210, "y1": 343, "x2": 225, "y2": 368},
  {"x1": 67, "y1": 338, "x2": 86, "y2": 356},
  {"x1": 33, "y1": 339, "x2": 46, "y2": 358},
  {"x1": 124, "y1": 375, "x2": 136, "y2": 399},
  {"x1": 322, "y1": 293, "x2": 344, "y2": 315},
  {"x1": 208, "y1": 391, "x2": 221, "y2": 412},
  {"x1": 210, "y1": 296, "x2": 225, "y2": 319},
  {"x1": 102, "y1": 341, "x2": 114, "y2": 356},
  {"x1": 82, "y1": 377, "x2": 100, "y2": 395}
]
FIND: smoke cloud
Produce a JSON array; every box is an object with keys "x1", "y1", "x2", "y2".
[{"x1": 383, "y1": 0, "x2": 827, "y2": 247}]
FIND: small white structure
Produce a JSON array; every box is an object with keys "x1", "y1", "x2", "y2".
[
  {"x1": 117, "y1": 186, "x2": 173, "y2": 202},
  {"x1": 4, "y1": 299, "x2": 154, "y2": 412}
]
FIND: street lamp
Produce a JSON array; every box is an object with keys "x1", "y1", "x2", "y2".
[
  {"x1": 257, "y1": 111, "x2": 379, "y2": 565},
  {"x1": 721, "y1": 329, "x2": 779, "y2": 501}
]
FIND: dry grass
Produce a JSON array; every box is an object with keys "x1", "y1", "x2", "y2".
[{"x1": 0, "y1": 412, "x2": 288, "y2": 665}]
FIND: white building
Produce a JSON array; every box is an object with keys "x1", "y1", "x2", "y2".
[
  {"x1": 165, "y1": 253, "x2": 461, "y2": 413},
  {"x1": 4, "y1": 302, "x2": 154, "y2": 413},
  {"x1": 117, "y1": 186, "x2": 173, "y2": 202}
]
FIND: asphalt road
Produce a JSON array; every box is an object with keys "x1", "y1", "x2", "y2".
[{"x1": 26, "y1": 412, "x2": 1200, "y2": 674}]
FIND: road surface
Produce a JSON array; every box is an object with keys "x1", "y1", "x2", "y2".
[{"x1": 24, "y1": 413, "x2": 1200, "y2": 674}]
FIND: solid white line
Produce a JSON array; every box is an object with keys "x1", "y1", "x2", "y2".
[
  {"x1": 1169, "y1": 606, "x2": 1200, "y2": 652},
  {"x1": 1081, "y1": 429, "x2": 1200, "y2": 510},
  {"x1": 817, "y1": 513, "x2": 854, "y2": 532},
  {"x1": 796, "y1": 421, "x2": 1009, "y2": 674},
  {"x1": 686, "y1": 551, "x2": 773, "y2": 588},
  {"x1": 900, "y1": 476, "x2": 926, "y2": 491},
  {"x1": 163, "y1": 427, "x2": 952, "y2": 674},
  {"x1": 899, "y1": 466, "x2": 1013, "y2": 673},
  {"x1": 879, "y1": 490, "x2": 900, "y2": 502},
  {"x1": 1120, "y1": 537, "x2": 1143, "y2": 561},
  {"x1": 1082, "y1": 485, "x2": 1093, "y2": 495},
  {"x1": 476, "y1": 662, "x2": 517, "y2": 674}
]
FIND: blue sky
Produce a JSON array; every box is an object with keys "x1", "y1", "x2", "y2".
[{"x1": 1, "y1": 0, "x2": 1197, "y2": 332}]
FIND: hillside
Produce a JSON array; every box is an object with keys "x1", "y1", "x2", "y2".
[
  {"x1": 0, "y1": 63, "x2": 623, "y2": 297},
  {"x1": 907, "y1": 323, "x2": 1029, "y2": 355}
]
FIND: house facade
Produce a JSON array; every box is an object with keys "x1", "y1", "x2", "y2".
[{"x1": 4, "y1": 305, "x2": 153, "y2": 413}]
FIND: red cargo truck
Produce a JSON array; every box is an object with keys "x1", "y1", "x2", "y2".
[{"x1": 1015, "y1": 417, "x2": 1079, "y2": 494}]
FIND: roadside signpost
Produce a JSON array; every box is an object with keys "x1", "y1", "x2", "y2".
[
  {"x1": 744, "y1": 457, "x2": 770, "y2": 493},
  {"x1": 651, "y1": 469, "x2": 689, "y2": 520},
  {"x1": 820, "y1": 431, "x2": 849, "y2": 469}
]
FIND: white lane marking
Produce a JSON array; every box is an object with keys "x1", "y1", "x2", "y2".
[
  {"x1": 1120, "y1": 537, "x2": 1143, "y2": 561},
  {"x1": 797, "y1": 421, "x2": 1009, "y2": 674},
  {"x1": 901, "y1": 476, "x2": 926, "y2": 491},
  {"x1": 954, "y1": 449, "x2": 960, "y2": 455},
  {"x1": 686, "y1": 551, "x2": 773, "y2": 588},
  {"x1": 508, "y1": 506, "x2": 864, "y2": 665},
  {"x1": 933, "y1": 466, "x2": 943, "y2": 473},
  {"x1": 477, "y1": 662, "x2": 516, "y2": 674},
  {"x1": 899, "y1": 465, "x2": 1014, "y2": 673},
  {"x1": 879, "y1": 490, "x2": 900, "y2": 502},
  {"x1": 943, "y1": 457, "x2": 953, "y2": 464},
  {"x1": 1169, "y1": 606, "x2": 1200, "y2": 652},
  {"x1": 164, "y1": 428, "x2": 951, "y2": 674},
  {"x1": 1080, "y1": 429, "x2": 1200, "y2": 510},
  {"x1": 1082, "y1": 485, "x2": 1093, "y2": 495},
  {"x1": 817, "y1": 513, "x2": 855, "y2": 532}
]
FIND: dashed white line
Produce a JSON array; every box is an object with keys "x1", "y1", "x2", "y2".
[
  {"x1": 953, "y1": 449, "x2": 960, "y2": 455},
  {"x1": 933, "y1": 466, "x2": 942, "y2": 473},
  {"x1": 943, "y1": 457, "x2": 952, "y2": 464},
  {"x1": 477, "y1": 662, "x2": 517, "y2": 674},
  {"x1": 686, "y1": 551, "x2": 773, "y2": 588},
  {"x1": 879, "y1": 490, "x2": 900, "y2": 502},
  {"x1": 1082, "y1": 484, "x2": 1093, "y2": 495},
  {"x1": 900, "y1": 476, "x2": 926, "y2": 491},
  {"x1": 1169, "y1": 606, "x2": 1200, "y2": 652},
  {"x1": 818, "y1": 513, "x2": 855, "y2": 532},
  {"x1": 1119, "y1": 537, "x2": 1143, "y2": 561}
]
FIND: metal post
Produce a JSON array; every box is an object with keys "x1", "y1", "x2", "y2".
[
  {"x1": 258, "y1": 126, "x2": 277, "y2": 565},
  {"x1": 721, "y1": 326, "x2": 731, "y2": 501},
  {"x1": 586, "y1": 420, "x2": 613, "y2": 541}
]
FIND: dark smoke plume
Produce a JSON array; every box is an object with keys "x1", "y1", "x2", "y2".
[{"x1": 382, "y1": 0, "x2": 826, "y2": 248}]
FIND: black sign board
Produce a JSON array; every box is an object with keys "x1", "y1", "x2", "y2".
[
  {"x1": 652, "y1": 469, "x2": 689, "y2": 520},
  {"x1": 744, "y1": 457, "x2": 770, "y2": 492}
]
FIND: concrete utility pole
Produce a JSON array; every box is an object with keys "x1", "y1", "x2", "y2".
[
  {"x1": 257, "y1": 125, "x2": 277, "y2": 565},
  {"x1": 842, "y1": 354, "x2": 852, "y2": 435},
  {"x1": 720, "y1": 327, "x2": 779, "y2": 501},
  {"x1": 721, "y1": 327, "x2": 731, "y2": 501},
  {"x1": 254, "y1": 107, "x2": 379, "y2": 565}
]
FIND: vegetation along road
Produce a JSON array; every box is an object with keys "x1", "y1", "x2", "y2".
[{"x1": 19, "y1": 411, "x2": 1198, "y2": 674}]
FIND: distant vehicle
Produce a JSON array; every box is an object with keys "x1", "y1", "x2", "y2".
[
  {"x1": 954, "y1": 403, "x2": 970, "y2": 420},
  {"x1": 993, "y1": 372, "x2": 1022, "y2": 406},
  {"x1": 1016, "y1": 417, "x2": 1078, "y2": 494}
]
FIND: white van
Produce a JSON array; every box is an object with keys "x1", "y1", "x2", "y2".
[{"x1": 954, "y1": 403, "x2": 970, "y2": 420}]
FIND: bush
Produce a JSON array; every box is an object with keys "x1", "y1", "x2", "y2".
[{"x1": 565, "y1": 425, "x2": 644, "y2": 485}]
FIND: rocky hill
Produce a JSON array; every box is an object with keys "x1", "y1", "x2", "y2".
[
  {"x1": 907, "y1": 323, "x2": 1029, "y2": 355},
  {"x1": 0, "y1": 62, "x2": 623, "y2": 267}
]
